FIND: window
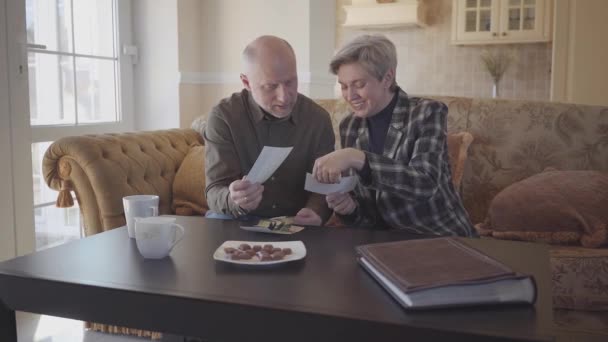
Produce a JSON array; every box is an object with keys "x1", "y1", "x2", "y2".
[
  {"x1": 26, "y1": 0, "x2": 120, "y2": 126},
  {"x1": 23, "y1": 0, "x2": 133, "y2": 251}
]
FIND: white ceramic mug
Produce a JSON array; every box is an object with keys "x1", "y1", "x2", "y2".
[
  {"x1": 135, "y1": 216, "x2": 185, "y2": 259},
  {"x1": 123, "y1": 195, "x2": 159, "y2": 238}
]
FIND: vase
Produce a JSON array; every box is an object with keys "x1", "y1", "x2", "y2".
[{"x1": 492, "y1": 81, "x2": 500, "y2": 98}]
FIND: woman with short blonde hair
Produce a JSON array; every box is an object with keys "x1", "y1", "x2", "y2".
[{"x1": 313, "y1": 34, "x2": 475, "y2": 237}]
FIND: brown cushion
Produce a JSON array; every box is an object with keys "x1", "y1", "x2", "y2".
[
  {"x1": 172, "y1": 146, "x2": 208, "y2": 216},
  {"x1": 447, "y1": 132, "x2": 474, "y2": 189},
  {"x1": 475, "y1": 170, "x2": 608, "y2": 248}
]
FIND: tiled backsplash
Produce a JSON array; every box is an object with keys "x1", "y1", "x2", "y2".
[{"x1": 337, "y1": 0, "x2": 552, "y2": 101}]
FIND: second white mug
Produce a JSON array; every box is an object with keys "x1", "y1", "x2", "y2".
[{"x1": 123, "y1": 195, "x2": 159, "y2": 238}]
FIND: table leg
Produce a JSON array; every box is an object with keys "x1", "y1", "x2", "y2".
[{"x1": 0, "y1": 300, "x2": 17, "y2": 342}]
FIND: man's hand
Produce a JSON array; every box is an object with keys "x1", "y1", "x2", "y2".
[
  {"x1": 293, "y1": 208, "x2": 322, "y2": 226},
  {"x1": 229, "y1": 177, "x2": 264, "y2": 212},
  {"x1": 326, "y1": 192, "x2": 356, "y2": 215},
  {"x1": 313, "y1": 148, "x2": 366, "y2": 184}
]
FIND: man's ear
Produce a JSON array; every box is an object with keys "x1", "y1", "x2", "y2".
[{"x1": 240, "y1": 74, "x2": 251, "y2": 91}]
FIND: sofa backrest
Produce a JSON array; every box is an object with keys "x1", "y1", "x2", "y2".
[{"x1": 316, "y1": 97, "x2": 608, "y2": 224}]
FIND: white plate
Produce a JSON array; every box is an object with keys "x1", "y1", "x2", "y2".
[
  {"x1": 213, "y1": 240, "x2": 307, "y2": 266},
  {"x1": 240, "y1": 224, "x2": 305, "y2": 235}
]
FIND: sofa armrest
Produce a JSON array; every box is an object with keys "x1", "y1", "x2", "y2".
[{"x1": 42, "y1": 129, "x2": 203, "y2": 236}]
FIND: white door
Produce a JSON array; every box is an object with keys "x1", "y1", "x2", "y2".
[
  {"x1": 5, "y1": 0, "x2": 134, "y2": 255},
  {"x1": 0, "y1": 0, "x2": 17, "y2": 261}
]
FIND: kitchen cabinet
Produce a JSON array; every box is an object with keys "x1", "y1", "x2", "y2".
[{"x1": 452, "y1": 0, "x2": 552, "y2": 45}]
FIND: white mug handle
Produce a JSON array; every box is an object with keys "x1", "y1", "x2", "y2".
[
  {"x1": 150, "y1": 206, "x2": 158, "y2": 217},
  {"x1": 169, "y1": 223, "x2": 185, "y2": 251}
]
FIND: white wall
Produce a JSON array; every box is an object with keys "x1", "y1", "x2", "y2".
[
  {"x1": 132, "y1": 0, "x2": 180, "y2": 130},
  {"x1": 199, "y1": 0, "x2": 311, "y2": 75},
  {"x1": 307, "y1": 0, "x2": 337, "y2": 98},
  {"x1": 178, "y1": 0, "x2": 203, "y2": 73},
  {"x1": 0, "y1": 0, "x2": 17, "y2": 261},
  {"x1": 551, "y1": 0, "x2": 608, "y2": 106},
  {"x1": 177, "y1": 0, "x2": 337, "y2": 128}
]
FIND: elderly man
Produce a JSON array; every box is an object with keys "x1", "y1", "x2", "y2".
[{"x1": 204, "y1": 35, "x2": 334, "y2": 226}]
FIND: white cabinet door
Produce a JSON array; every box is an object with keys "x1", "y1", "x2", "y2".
[
  {"x1": 498, "y1": 0, "x2": 549, "y2": 42},
  {"x1": 453, "y1": 0, "x2": 499, "y2": 42},
  {"x1": 452, "y1": 0, "x2": 552, "y2": 45}
]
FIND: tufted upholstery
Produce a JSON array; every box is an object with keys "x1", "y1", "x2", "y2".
[{"x1": 43, "y1": 129, "x2": 203, "y2": 236}]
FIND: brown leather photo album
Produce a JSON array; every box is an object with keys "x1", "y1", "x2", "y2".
[{"x1": 356, "y1": 237, "x2": 537, "y2": 309}]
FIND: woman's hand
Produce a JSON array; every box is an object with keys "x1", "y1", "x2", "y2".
[
  {"x1": 313, "y1": 148, "x2": 366, "y2": 184},
  {"x1": 326, "y1": 192, "x2": 356, "y2": 215}
]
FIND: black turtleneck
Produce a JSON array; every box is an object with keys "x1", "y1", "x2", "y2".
[
  {"x1": 350, "y1": 91, "x2": 398, "y2": 229},
  {"x1": 366, "y1": 91, "x2": 398, "y2": 155}
]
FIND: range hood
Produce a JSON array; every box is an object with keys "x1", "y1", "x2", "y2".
[{"x1": 343, "y1": 0, "x2": 428, "y2": 29}]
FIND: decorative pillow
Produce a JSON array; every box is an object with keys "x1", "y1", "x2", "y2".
[
  {"x1": 475, "y1": 170, "x2": 608, "y2": 248},
  {"x1": 172, "y1": 146, "x2": 208, "y2": 216},
  {"x1": 446, "y1": 131, "x2": 474, "y2": 189}
]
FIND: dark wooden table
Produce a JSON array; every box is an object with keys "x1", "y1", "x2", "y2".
[{"x1": 0, "y1": 216, "x2": 558, "y2": 341}]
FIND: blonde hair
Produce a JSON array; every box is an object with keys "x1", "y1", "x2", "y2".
[{"x1": 330, "y1": 34, "x2": 397, "y2": 90}]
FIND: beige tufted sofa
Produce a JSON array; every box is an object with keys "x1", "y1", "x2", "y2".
[{"x1": 43, "y1": 95, "x2": 608, "y2": 337}]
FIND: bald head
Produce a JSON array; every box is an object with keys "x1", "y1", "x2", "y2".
[
  {"x1": 242, "y1": 35, "x2": 296, "y2": 74},
  {"x1": 240, "y1": 35, "x2": 298, "y2": 118}
]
